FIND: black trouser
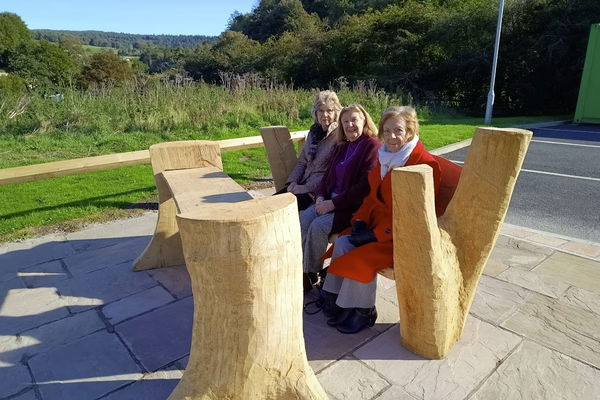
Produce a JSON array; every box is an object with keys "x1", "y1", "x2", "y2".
[{"x1": 274, "y1": 185, "x2": 314, "y2": 211}]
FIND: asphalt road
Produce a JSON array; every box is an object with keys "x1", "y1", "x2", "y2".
[{"x1": 441, "y1": 123, "x2": 600, "y2": 243}]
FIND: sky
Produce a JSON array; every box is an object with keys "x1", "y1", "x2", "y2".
[{"x1": 1, "y1": 0, "x2": 258, "y2": 36}]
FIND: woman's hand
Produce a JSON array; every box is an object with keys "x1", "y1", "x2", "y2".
[
  {"x1": 315, "y1": 199, "x2": 335, "y2": 215},
  {"x1": 291, "y1": 184, "x2": 309, "y2": 194},
  {"x1": 287, "y1": 182, "x2": 297, "y2": 192}
]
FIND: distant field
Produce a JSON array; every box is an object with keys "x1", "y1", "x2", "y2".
[
  {"x1": 0, "y1": 83, "x2": 568, "y2": 242},
  {"x1": 82, "y1": 45, "x2": 117, "y2": 54}
]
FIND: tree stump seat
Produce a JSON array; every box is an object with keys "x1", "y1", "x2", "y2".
[{"x1": 134, "y1": 140, "x2": 327, "y2": 399}]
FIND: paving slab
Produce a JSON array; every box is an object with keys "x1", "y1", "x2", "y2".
[
  {"x1": 7, "y1": 388, "x2": 38, "y2": 400},
  {"x1": 29, "y1": 331, "x2": 142, "y2": 400},
  {"x1": 303, "y1": 311, "x2": 379, "y2": 374},
  {"x1": 56, "y1": 262, "x2": 157, "y2": 313},
  {"x1": 101, "y1": 369, "x2": 183, "y2": 400},
  {"x1": 19, "y1": 259, "x2": 70, "y2": 288},
  {"x1": 501, "y1": 291, "x2": 600, "y2": 369},
  {"x1": 65, "y1": 213, "x2": 157, "y2": 252},
  {"x1": 559, "y1": 286, "x2": 600, "y2": 315},
  {"x1": 471, "y1": 340, "x2": 600, "y2": 400},
  {"x1": 0, "y1": 237, "x2": 74, "y2": 283},
  {"x1": 375, "y1": 385, "x2": 417, "y2": 400},
  {"x1": 115, "y1": 297, "x2": 193, "y2": 372},
  {"x1": 102, "y1": 286, "x2": 175, "y2": 325},
  {"x1": 353, "y1": 317, "x2": 521, "y2": 400},
  {"x1": 0, "y1": 363, "x2": 31, "y2": 399},
  {"x1": 0, "y1": 309, "x2": 105, "y2": 364},
  {"x1": 487, "y1": 235, "x2": 553, "y2": 272},
  {"x1": 496, "y1": 266, "x2": 570, "y2": 298},
  {"x1": 0, "y1": 276, "x2": 25, "y2": 295},
  {"x1": 533, "y1": 251, "x2": 600, "y2": 292},
  {"x1": 0, "y1": 287, "x2": 68, "y2": 335},
  {"x1": 62, "y1": 236, "x2": 149, "y2": 276},
  {"x1": 174, "y1": 355, "x2": 189, "y2": 370},
  {"x1": 317, "y1": 357, "x2": 390, "y2": 400},
  {"x1": 147, "y1": 265, "x2": 192, "y2": 299},
  {"x1": 470, "y1": 275, "x2": 534, "y2": 325}
]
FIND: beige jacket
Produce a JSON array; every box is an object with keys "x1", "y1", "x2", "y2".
[{"x1": 286, "y1": 122, "x2": 338, "y2": 195}]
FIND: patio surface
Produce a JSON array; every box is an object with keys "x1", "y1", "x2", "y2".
[{"x1": 2, "y1": 191, "x2": 600, "y2": 400}]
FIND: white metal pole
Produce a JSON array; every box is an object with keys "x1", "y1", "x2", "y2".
[{"x1": 484, "y1": 0, "x2": 506, "y2": 125}]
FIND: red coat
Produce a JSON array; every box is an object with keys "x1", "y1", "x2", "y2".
[{"x1": 325, "y1": 141, "x2": 462, "y2": 283}]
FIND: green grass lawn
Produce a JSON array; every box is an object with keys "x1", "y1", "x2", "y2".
[
  {"x1": 0, "y1": 114, "x2": 567, "y2": 242},
  {"x1": 82, "y1": 45, "x2": 117, "y2": 54}
]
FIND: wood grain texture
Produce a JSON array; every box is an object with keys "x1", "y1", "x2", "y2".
[
  {"x1": 133, "y1": 141, "x2": 222, "y2": 271},
  {"x1": 391, "y1": 127, "x2": 532, "y2": 359},
  {"x1": 169, "y1": 194, "x2": 327, "y2": 400},
  {"x1": 260, "y1": 126, "x2": 299, "y2": 192},
  {"x1": 162, "y1": 167, "x2": 251, "y2": 214}
]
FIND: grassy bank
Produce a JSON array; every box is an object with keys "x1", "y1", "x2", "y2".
[{"x1": 0, "y1": 82, "x2": 565, "y2": 242}]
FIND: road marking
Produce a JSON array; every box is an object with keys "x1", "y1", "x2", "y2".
[
  {"x1": 531, "y1": 139, "x2": 600, "y2": 148},
  {"x1": 536, "y1": 127, "x2": 600, "y2": 134},
  {"x1": 449, "y1": 160, "x2": 600, "y2": 182}
]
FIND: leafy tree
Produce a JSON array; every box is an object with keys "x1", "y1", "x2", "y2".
[
  {"x1": 0, "y1": 74, "x2": 25, "y2": 97},
  {"x1": 79, "y1": 51, "x2": 134, "y2": 88},
  {"x1": 139, "y1": 46, "x2": 190, "y2": 73},
  {"x1": 300, "y1": 0, "x2": 397, "y2": 26},
  {"x1": 184, "y1": 43, "x2": 220, "y2": 81},
  {"x1": 7, "y1": 40, "x2": 79, "y2": 91},
  {"x1": 212, "y1": 31, "x2": 263, "y2": 73},
  {"x1": 184, "y1": 31, "x2": 263, "y2": 82},
  {"x1": 261, "y1": 28, "x2": 331, "y2": 86},
  {"x1": 230, "y1": 0, "x2": 322, "y2": 42},
  {"x1": 59, "y1": 35, "x2": 87, "y2": 67},
  {"x1": 0, "y1": 12, "x2": 33, "y2": 67}
]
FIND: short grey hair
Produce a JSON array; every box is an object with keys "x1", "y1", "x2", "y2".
[{"x1": 310, "y1": 90, "x2": 342, "y2": 123}]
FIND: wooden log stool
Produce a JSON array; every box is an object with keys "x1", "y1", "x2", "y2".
[{"x1": 137, "y1": 140, "x2": 326, "y2": 399}]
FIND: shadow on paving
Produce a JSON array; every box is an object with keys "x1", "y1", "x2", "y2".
[{"x1": 0, "y1": 234, "x2": 407, "y2": 400}]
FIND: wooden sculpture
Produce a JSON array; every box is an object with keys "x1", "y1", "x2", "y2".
[
  {"x1": 168, "y1": 194, "x2": 327, "y2": 400},
  {"x1": 133, "y1": 140, "x2": 222, "y2": 271},
  {"x1": 260, "y1": 126, "x2": 299, "y2": 192},
  {"x1": 391, "y1": 127, "x2": 532, "y2": 359}
]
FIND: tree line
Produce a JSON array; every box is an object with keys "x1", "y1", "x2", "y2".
[
  {"x1": 2, "y1": 0, "x2": 599, "y2": 116},
  {"x1": 32, "y1": 29, "x2": 216, "y2": 54}
]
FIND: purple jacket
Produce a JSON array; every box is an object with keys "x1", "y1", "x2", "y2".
[{"x1": 316, "y1": 134, "x2": 381, "y2": 234}]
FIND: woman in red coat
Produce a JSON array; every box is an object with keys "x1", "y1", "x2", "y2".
[{"x1": 320, "y1": 105, "x2": 461, "y2": 334}]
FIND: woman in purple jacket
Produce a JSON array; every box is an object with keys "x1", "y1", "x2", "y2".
[{"x1": 299, "y1": 104, "x2": 381, "y2": 290}]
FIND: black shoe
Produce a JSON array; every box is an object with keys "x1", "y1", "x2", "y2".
[
  {"x1": 304, "y1": 289, "x2": 338, "y2": 316},
  {"x1": 336, "y1": 307, "x2": 377, "y2": 334},
  {"x1": 320, "y1": 290, "x2": 340, "y2": 319},
  {"x1": 327, "y1": 306, "x2": 354, "y2": 326}
]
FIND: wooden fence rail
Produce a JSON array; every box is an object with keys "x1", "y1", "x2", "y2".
[{"x1": 0, "y1": 130, "x2": 308, "y2": 186}]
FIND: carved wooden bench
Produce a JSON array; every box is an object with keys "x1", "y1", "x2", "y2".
[
  {"x1": 137, "y1": 140, "x2": 327, "y2": 399},
  {"x1": 262, "y1": 125, "x2": 532, "y2": 359}
]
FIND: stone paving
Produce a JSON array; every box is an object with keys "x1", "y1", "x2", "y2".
[{"x1": 1, "y1": 208, "x2": 600, "y2": 399}]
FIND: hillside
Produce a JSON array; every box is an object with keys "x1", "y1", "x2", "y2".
[{"x1": 32, "y1": 29, "x2": 217, "y2": 54}]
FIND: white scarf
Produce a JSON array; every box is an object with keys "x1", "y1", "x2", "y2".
[{"x1": 378, "y1": 135, "x2": 419, "y2": 179}]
